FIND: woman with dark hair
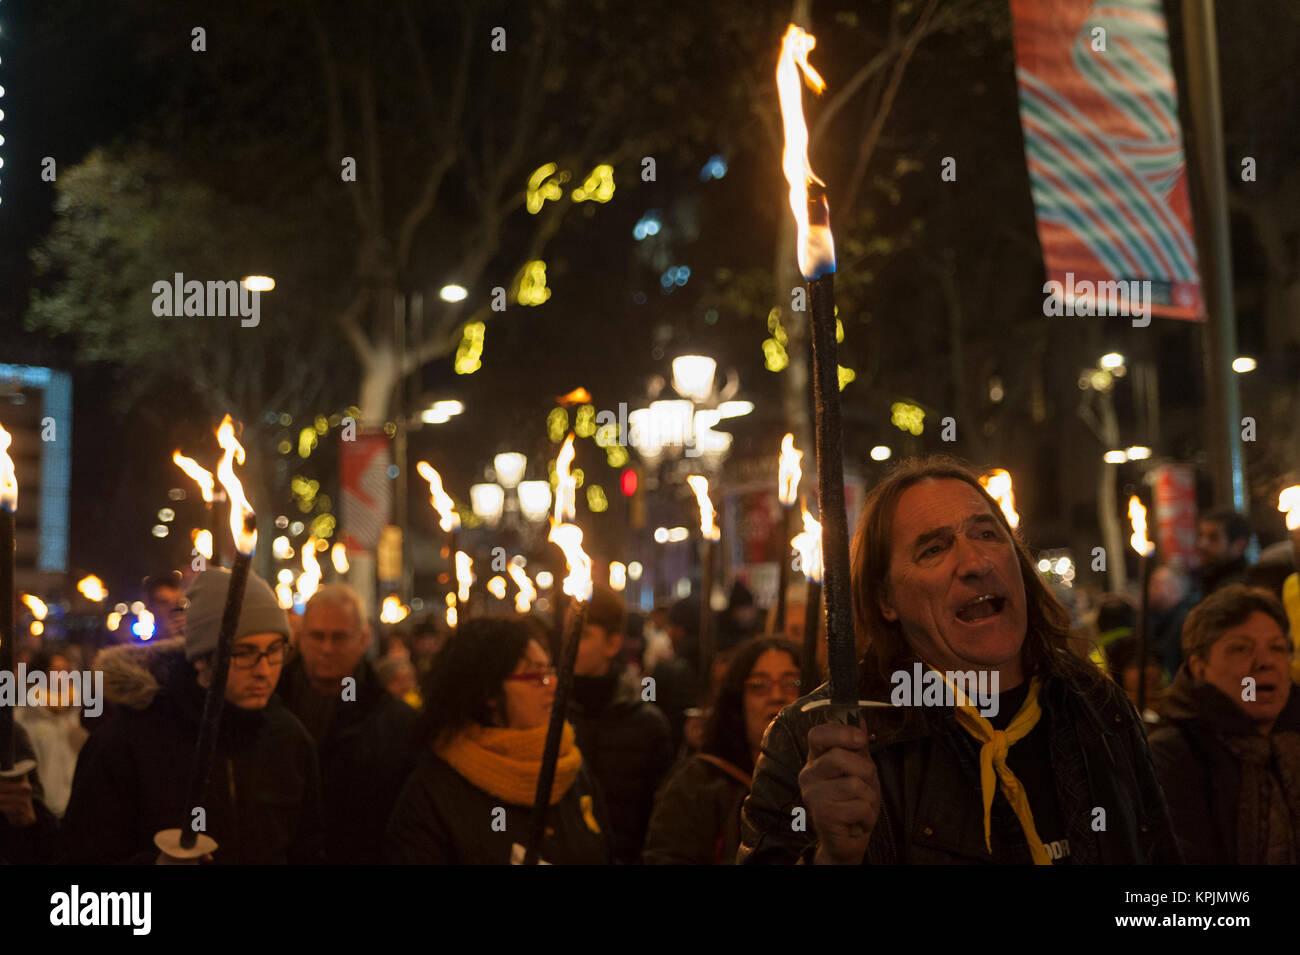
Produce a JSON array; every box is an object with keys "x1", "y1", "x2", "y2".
[
  {"x1": 385, "y1": 617, "x2": 612, "y2": 864},
  {"x1": 643, "y1": 637, "x2": 802, "y2": 864},
  {"x1": 1149, "y1": 585, "x2": 1300, "y2": 864}
]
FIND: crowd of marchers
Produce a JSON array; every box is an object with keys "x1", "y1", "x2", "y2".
[{"x1": 1, "y1": 454, "x2": 1298, "y2": 866}]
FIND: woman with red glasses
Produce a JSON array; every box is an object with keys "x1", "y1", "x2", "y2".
[
  {"x1": 643, "y1": 636, "x2": 803, "y2": 864},
  {"x1": 386, "y1": 617, "x2": 612, "y2": 864}
]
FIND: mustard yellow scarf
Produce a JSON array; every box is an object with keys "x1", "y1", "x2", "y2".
[
  {"x1": 940, "y1": 670, "x2": 1052, "y2": 865},
  {"x1": 436, "y1": 722, "x2": 582, "y2": 807}
]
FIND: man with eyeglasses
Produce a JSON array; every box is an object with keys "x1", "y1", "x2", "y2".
[
  {"x1": 60, "y1": 568, "x2": 325, "y2": 864},
  {"x1": 277, "y1": 584, "x2": 418, "y2": 864}
]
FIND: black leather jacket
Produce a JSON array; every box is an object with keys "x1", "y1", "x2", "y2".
[{"x1": 739, "y1": 649, "x2": 1183, "y2": 865}]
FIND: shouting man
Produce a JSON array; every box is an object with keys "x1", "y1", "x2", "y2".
[{"x1": 739, "y1": 456, "x2": 1181, "y2": 865}]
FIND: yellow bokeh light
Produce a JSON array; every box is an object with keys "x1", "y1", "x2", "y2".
[
  {"x1": 517, "y1": 260, "x2": 551, "y2": 307},
  {"x1": 547, "y1": 408, "x2": 568, "y2": 444},
  {"x1": 455, "y1": 321, "x2": 486, "y2": 375},
  {"x1": 572, "y1": 164, "x2": 615, "y2": 203},
  {"x1": 838, "y1": 365, "x2": 856, "y2": 391},
  {"x1": 575, "y1": 405, "x2": 596, "y2": 438},
  {"x1": 763, "y1": 338, "x2": 789, "y2": 372},
  {"x1": 527, "y1": 163, "x2": 569, "y2": 214},
  {"x1": 605, "y1": 444, "x2": 628, "y2": 468},
  {"x1": 587, "y1": 484, "x2": 608, "y2": 513},
  {"x1": 299, "y1": 427, "x2": 318, "y2": 458},
  {"x1": 890, "y1": 401, "x2": 925, "y2": 435}
]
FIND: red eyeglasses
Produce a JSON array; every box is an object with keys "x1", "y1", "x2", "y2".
[{"x1": 504, "y1": 667, "x2": 557, "y2": 687}]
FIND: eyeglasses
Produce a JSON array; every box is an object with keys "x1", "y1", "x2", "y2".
[
  {"x1": 744, "y1": 677, "x2": 801, "y2": 695},
  {"x1": 229, "y1": 641, "x2": 290, "y2": 670},
  {"x1": 505, "y1": 667, "x2": 557, "y2": 687}
]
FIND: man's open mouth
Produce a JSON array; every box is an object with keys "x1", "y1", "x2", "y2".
[{"x1": 955, "y1": 594, "x2": 1006, "y2": 623}]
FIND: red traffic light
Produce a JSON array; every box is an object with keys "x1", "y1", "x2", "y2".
[{"x1": 620, "y1": 468, "x2": 638, "y2": 497}]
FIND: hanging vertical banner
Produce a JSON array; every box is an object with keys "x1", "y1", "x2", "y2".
[
  {"x1": 1011, "y1": 0, "x2": 1203, "y2": 320},
  {"x1": 1151, "y1": 463, "x2": 1198, "y2": 570},
  {"x1": 340, "y1": 432, "x2": 392, "y2": 551}
]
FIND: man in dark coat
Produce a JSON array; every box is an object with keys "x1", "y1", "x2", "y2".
[
  {"x1": 60, "y1": 569, "x2": 325, "y2": 864},
  {"x1": 1196, "y1": 509, "x2": 1251, "y2": 597},
  {"x1": 0, "y1": 723, "x2": 59, "y2": 864},
  {"x1": 740, "y1": 456, "x2": 1181, "y2": 865},
  {"x1": 277, "y1": 583, "x2": 417, "y2": 864},
  {"x1": 1149, "y1": 585, "x2": 1300, "y2": 864},
  {"x1": 567, "y1": 585, "x2": 673, "y2": 863}
]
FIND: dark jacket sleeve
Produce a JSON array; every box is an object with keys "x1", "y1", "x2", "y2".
[
  {"x1": 1147, "y1": 725, "x2": 1216, "y2": 864},
  {"x1": 1125, "y1": 716, "x2": 1185, "y2": 864},
  {"x1": 287, "y1": 732, "x2": 327, "y2": 865},
  {"x1": 643, "y1": 758, "x2": 720, "y2": 865},
  {"x1": 0, "y1": 726, "x2": 58, "y2": 865},
  {"x1": 58, "y1": 721, "x2": 155, "y2": 865},
  {"x1": 738, "y1": 714, "x2": 817, "y2": 864},
  {"x1": 385, "y1": 768, "x2": 455, "y2": 864}
]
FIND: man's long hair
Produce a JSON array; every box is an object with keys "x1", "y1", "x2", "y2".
[{"x1": 849, "y1": 455, "x2": 1090, "y2": 684}]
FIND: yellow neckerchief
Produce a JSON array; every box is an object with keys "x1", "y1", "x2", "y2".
[
  {"x1": 935, "y1": 668, "x2": 1052, "y2": 865},
  {"x1": 436, "y1": 721, "x2": 582, "y2": 807}
]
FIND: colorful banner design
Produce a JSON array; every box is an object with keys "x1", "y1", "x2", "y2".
[
  {"x1": 339, "y1": 432, "x2": 392, "y2": 551},
  {"x1": 1011, "y1": 0, "x2": 1203, "y2": 320}
]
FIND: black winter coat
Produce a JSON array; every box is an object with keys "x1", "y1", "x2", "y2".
[
  {"x1": 740, "y1": 650, "x2": 1183, "y2": 864},
  {"x1": 59, "y1": 641, "x2": 325, "y2": 865},
  {"x1": 1148, "y1": 667, "x2": 1300, "y2": 864},
  {"x1": 568, "y1": 668, "x2": 674, "y2": 863},
  {"x1": 276, "y1": 657, "x2": 418, "y2": 864},
  {"x1": 0, "y1": 723, "x2": 59, "y2": 864},
  {"x1": 643, "y1": 754, "x2": 750, "y2": 865},
  {"x1": 386, "y1": 751, "x2": 613, "y2": 865}
]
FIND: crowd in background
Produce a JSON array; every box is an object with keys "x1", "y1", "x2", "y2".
[{"x1": 1, "y1": 497, "x2": 1297, "y2": 866}]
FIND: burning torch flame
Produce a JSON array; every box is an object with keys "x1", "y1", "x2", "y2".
[
  {"x1": 192, "y1": 528, "x2": 214, "y2": 561},
  {"x1": 416, "y1": 461, "x2": 461, "y2": 532},
  {"x1": 979, "y1": 469, "x2": 1020, "y2": 530},
  {"x1": 778, "y1": 433, "x2": 803, "y2": 507},
  {"x1": 0, "y1": 422, "x2": 16, "y2": 512},
  {"x1": 298, "y1": 536, "x2": 322, "y2": 600},
  {"x1": 508, "y1": 558, "x2": 536, "y2": 613},
  {"x1": 686, "y1": 475, "x2": 720, "y2": 541},
  {"x1": 1128, "y1": 495, "x2": 1154, "y2": 556},
  {"x1": 456, "y1": 551, "x2": 474, "y2": 603},
  {"x1": 172, "y1": 451, "x2": 215, "y2": 504},
  {"x1": 554, "y1": 434, "x2": 577, "y2": 523},
  {"x1": 548, "y1": 523, "x2": 594, "y2": 602},
  {"x1": 215, "y1": 415, "x2": 257, "y2": 556},
  {"x1": 555, "y1": 387, "x2": 592, "y2": 406},
  {"x1": 380, "y1": 594, "x2": 409, "y2": 624},
  {"x1": 791, "y1": 503, "x2": 824, "y2": 584},
  {"x1": 1279, "y1": 485, "x2": 1300, "y2": 532},
  {"x1": 777, "y1": 24, "x2": 836, "y2": 280},
  {"x1": 331, "y1": 542, "x2": 349, "y2": 574},
  {"x1": 77, "y1": 575, "x2": 108, "y2": 602},
  {"x1": 21, "y1": 593, "x2": 47, "y2": 620}
]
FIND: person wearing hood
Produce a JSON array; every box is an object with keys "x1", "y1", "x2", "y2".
[
  {"x1": 1148, "y1": 584, "x2": 1300, "y2": 864},
  {"x1": 566, "y1": 586, "x2": 673, "y2": 864},
  {"x1": 276, "y1": 583, "x2": 418, "y2": 864},
  {"x1": 59, "y1": 568, "x2": 325, "y2": 865},
  {"x1": 386, "y1": 616, "x2": 612, "y2": 865}
]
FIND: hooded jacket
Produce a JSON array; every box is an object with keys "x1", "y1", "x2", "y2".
[
  {"x1": 275, "y1": 655, "x2": 418, "y2": 864},
  {"x1": 567, "y1": 666, "x2": 674, "y2": 863},
  {"x1": 739, "y1": 648, "x2": 1182, "y2": 865},
  {"x1": 1148, "y1": 667, "x2": 1300, "y2": 864},
  {"x1": 59, "y1": 639, "x2": 325, "y2": 865}
]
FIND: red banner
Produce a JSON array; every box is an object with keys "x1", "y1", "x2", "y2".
[
  {"x1": 1151, "y1": 463, "x2": 1197, "y2": 570},
  {"x1": 339, "y1": 432, "x2": 392, "y2": 551}
]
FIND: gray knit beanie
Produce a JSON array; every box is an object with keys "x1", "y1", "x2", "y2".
[{"x1": 183, "y1": 567, "x2": 290, "y2": 661}]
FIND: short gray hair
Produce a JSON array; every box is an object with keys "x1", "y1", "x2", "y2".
[{"x1": 304, "y1": 583, "x2": 370, "y2": 636}]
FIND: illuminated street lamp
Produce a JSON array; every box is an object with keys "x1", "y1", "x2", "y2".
[
  {"x1": 517, "y1": 480, "x2": 552, "y2": 523},
  {"x1": 671, "y1": 355, "x2": 717, "y2": 403},
  {"x1": 493, "y1": 452, "x2": 528, "y2": 489},
  {"x1": 241, "y1": 275, "x2": 275, "y2": 292},
  {"x1": 440, "y1": 284, "x2": 468, "y2": 302},
  {"x1": 470, "y1": 483, "x2": 505, "y2": 526}
]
